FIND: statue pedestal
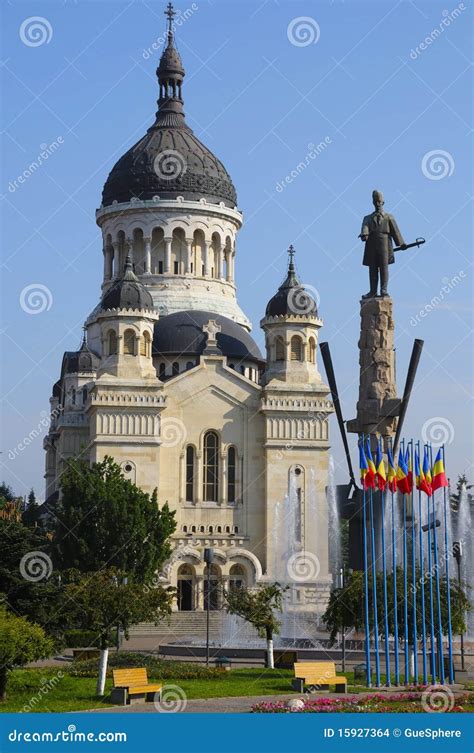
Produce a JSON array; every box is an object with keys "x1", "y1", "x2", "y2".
[{"x1": 347, "y1": 296, "x2": 400, "y2": 438}]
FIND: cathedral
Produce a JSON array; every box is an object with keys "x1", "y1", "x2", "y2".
[{"x1": 44, "y1": 7, "x2": 334, "y2": 618}]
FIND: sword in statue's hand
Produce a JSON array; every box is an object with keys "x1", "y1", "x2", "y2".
[{"x1": 393, "y1": 237, "x2": 426, "y2": 252}]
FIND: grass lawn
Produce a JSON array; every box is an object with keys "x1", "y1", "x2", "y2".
[{"x1": 0, "y1": 667, "x2": 296, "y2": 713}]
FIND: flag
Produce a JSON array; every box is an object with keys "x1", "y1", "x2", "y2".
[
  {"x1": 359, "y1": 441, "x2": 368, "y2": 487},
  {"x1": 366, "y1": 440, "x2": 377, "y2": 489},
  {"x1": 387, "y1": 447, "x2": 397, "y2": 492},
  {"x1": 359, "y1": 440, "x2": 375, "y2": 489},
  {"x1": 405, "y1": 446, "x2": 414, "y2": 493},
  {"x1": 396, "y1": 448, "x2": 411, "y2": 495},
  {"x1": 422, "y1": 447, "x2": 432, "y2": 496},
  {"x1": 416, "y1": 448, "x2": 432, "y2": 496},
  {"x1": 376, "y1": 443, "x2": 387, "y2": 491},
  {"x1": 432, "y1": 448, "x2": 448, "y2": 492}
]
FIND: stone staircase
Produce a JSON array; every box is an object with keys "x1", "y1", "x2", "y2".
[{"x1": 126, "y1": 611, "x2": 261, "y2": 648}]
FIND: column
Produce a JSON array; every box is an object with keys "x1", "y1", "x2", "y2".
[
  {"x1": 164, "y1": 237, "x2": 172, "y2": 273},
  {"x1": 113, "y1": 242, "x2": 120, "y2": 277},
  {"x1": 195, "y1": 576, "x2": 204, "y2": 611},
  {"x1": 202, "y1": 241, "x2": 209, "y2": 277},
  {"x1": 185, "y1": 238, "x2": 193, "y2": 274},
  {"x1": 225, "y1": 250, "x2": 232, "y2": 282},
  {"x1": 144, "y1": 236, "x2": 151, "y2": 274},
  {"x1": 216, "y1": 247, "x2": 222, "y2": 279},
  {"x1": 126, "y1": 237, "x2": 133, "y2": 263},
  {"x1": 230, "y1": 252, "x2": 235, "y2": 283},
  {"x1": 196, "y1": 450, "x2": 203, "y2": 504},
  {"x1": 221, "y1": 452, "x2": 227, "y2": 505},
  {"x1": 103, "y1": 246, "x2": 108, "y2": 281}
]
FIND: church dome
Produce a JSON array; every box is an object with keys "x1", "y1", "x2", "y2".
[
  {"x1": 153, "y1": 310, "x2": 263, "y2": 364},
  {"x1": 101, "y1": 8, "x2": 237, "y2": 209},
  {"x1": 101, "y1": 255, "x2": 154, "y2": 311},
  {"x1": 265, "y1": 248, "x2": 318, "y2": 318}
]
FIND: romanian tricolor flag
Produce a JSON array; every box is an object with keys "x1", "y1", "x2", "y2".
[
  {"x1": 375, "y1": 443, "x2": 387, "y2": 491},
  {"x1": 423, "y1": 448, "x2": 432, "y2": 496},
  {"x1": 359, "y1": 441, "x2": 368, "y2": 488},
  {"x1": 387, "y1": 447, "x2": 397, "y2": 492},
  {"x1": 366, "y1": 440, "x2": 377, "y2": 489},
  {"x1": 405, "y1": 447, "x2": 414, "y2": 493},
  {"x1": 415, "y1": 448, "x2": 432, "y2": 496},
  {"x1": 431, "y1": 448, "x2": 448, "y2": 492},
  {"x1": 396, "y1": 448, "x2": 411, "y2": 495}
]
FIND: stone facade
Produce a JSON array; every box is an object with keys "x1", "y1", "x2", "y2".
[{"x1": 43, "y1": 17, "x2": 335, "y2": 621}]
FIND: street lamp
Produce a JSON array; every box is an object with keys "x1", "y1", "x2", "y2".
[
  {"x1": 204, "y1": 548, "x2": 214, "y2": 666},
  {"x1": 452, "y1": 541, "x2": 464, "y2": 671}
]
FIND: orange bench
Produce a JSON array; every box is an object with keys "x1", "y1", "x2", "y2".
[{"x1": 111, "y1": 668, "x2": 162, "y2": 705}]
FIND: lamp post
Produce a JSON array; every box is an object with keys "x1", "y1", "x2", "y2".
[
  {"x1": 204, "y1": 548, "x2": 214, "y2": 666},
  {"x1": 452, "y1": 541, "x2": 464, "y2": 671}
]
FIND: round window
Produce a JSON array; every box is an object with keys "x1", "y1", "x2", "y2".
[{"x1": 124, "y1": 463, "x2": 133, "y2": 473}]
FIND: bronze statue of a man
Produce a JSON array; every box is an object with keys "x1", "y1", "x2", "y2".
[{"x1": 360, "y1": 190, "x2": 406, "y2": 298}]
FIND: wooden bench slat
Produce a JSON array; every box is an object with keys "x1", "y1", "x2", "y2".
[{"x1": 293, "y1": 661, "x2": 347, "y2": 693}]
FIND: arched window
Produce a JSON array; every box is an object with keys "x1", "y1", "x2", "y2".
[
  {"x1": 172, "y1": 361, "x2": 179, "y2": 376},
  {"x1": 140, "y1": 331, "x2": 151, "y2": 357},
  {"x1": 108, "y1": 330, "x2": 117, "y2": 356},
  {"x1": 209, "y1": 526, "x2": 213, "y2": 533},
  {"x1": 275, "y1": 336, "x2": 285, "y2": 361},
  {"x1": 124, "y1": 329, "x2": 135, "y2": 355},
  {"x1": 227, "y1": 446, "x2": 236, "y2": 503},
  {"x1": 217, "y1": 525, "x2": 222, "y2": 533},
  {"x1": 185, "y1": 445, "x2": 195, "y2": 503},
  {"x1": 290, "y1": 335, "x2": 303, "y2": 361},
  {"x1": 308, "y1": 337, "x2": 316, "y2": 364},
  {"x1": 186, "y1": 361, "x2": 194, "y2": 370},
  {"x1": 82, "y1": 387, "x2": 87, "y2": 405},
  {"x1": 71, "y1": 388, "x2": 76, "y2": 406},
  {"x1": 203, "y1": 431, "x2": 219, "y2": 502},
  {"x1": 159, "y1": 363, "x2": 166, "y2": 379},
  {"x1": 183, "y1": 525, "x2": 188, "y2": 533}
]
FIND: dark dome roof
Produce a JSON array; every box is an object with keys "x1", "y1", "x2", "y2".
[
  {"x1": 153, "y1": 310, "x2": 263, "y2": 364},
  {"x1": 101, "y1": 256, "x2": 154, "y2": 311},
  {"x1": 265, "y1": 256, "x2": 318, "y2": 318},
  {"x1": 101, "y1": 27, "x2": 237, "y2": 209}
]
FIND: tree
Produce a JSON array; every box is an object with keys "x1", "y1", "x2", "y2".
[
  {"x1": 52, "y1": 456, "x2": 176, "y2": 583},
  {"x1": 60, "y1": 569, "x2": 175, "y2": 695},
  {"x1": 0, "y1": 482, "x2": 15, "y2": 503},
  {"x1": 0, "y1": 520, "x2": 63, "y2": 637},
  {"x1": 223, "y1": 583, "x2": 288, "y2": 669},
  {"x1": 0, "y1": 607, "x2": 54, "y2": 700},
  {"x1": 22, "y1": 488, "x2": 39, "y2": 528},
  {"x1": 322, "y1": 568, "x2": 470, "y2": 644}
]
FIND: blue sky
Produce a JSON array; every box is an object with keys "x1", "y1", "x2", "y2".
[{"x1": 1, "y1": 0, "x2": 472, "y2": 500}]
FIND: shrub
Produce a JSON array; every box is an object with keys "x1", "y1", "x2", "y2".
[{"x1": 68, "y1": 652, "x2": 222, "y2": 680}]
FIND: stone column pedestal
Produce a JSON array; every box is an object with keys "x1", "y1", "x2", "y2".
[{"x1": 347, "y1": 296, "x2": 400, "y2": 438}]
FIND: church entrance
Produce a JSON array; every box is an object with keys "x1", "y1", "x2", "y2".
[{"x1": 177, "y1": 564, "x2": 194, "y2": 611}]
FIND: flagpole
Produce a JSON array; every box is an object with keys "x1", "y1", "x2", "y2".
[
  {"x1": 417, "y1": 440, "x2": 428, "y2": 685},
  {"x1": 410, "y1": 440, "x2": 418, "y2": 684},
  {"x1": 442, "y1": 444, "x2": 454, "y2": 684},
  {"x1": 361, "y1": 440, "x2": 372, "y2": 687},
  {"x1": 430, "y1": 443, "x2": 445, "y2": 685},
  {"x1": 390, "y1": 446, "x2": 400, "y2": 685},
  {"x1": 380, "y1": 485, "x2": 391, "y2": 686},
  {"x1": 425, "y1": 442, "x2": 437, "y2": 683},
  {"x1": 369, "y1": 484, "x2": 381, "y2": 687},
  {"x1": 402, "y1": 489, "x2": 409, "y2": 684}
]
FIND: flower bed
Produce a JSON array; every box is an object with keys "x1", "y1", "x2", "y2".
[{"x1": 252, "y1": 691, "x2": 472, "y2": 714}]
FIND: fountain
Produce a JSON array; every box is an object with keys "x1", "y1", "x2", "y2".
[{"x1": 456, "y1": 483, "x2": 473, "y2": 637}]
